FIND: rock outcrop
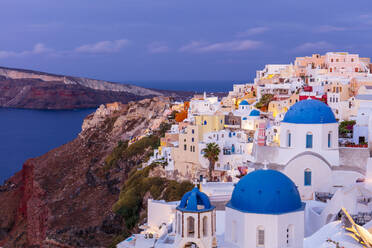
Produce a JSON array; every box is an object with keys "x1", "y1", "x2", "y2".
[{"x1": 0, "y1": 97, "x2": 177, "y2": 247}]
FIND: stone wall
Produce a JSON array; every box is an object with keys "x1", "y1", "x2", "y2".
[{"x1": 339, "y1": 147, "x2": 370, "y2": 171}]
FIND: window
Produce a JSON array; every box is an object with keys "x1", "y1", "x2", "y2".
[
  {"x1": 257, "y1": 226, "x2": 265, "y2": 246},
  {"x1": 193, "y1": 146, "x2": 195, "y2": 152},
  {"x1": 192, "y1": 129, "x2": 194, "y2": 134},
  {"x1": 203, "y1": 216, "x2": 208, "y2": 237},
  {"x1": 187, "y1": 217, "x2": 195, "y2": 237},
  {"x1": 184, "y1": 144, "x2": 187, "y2": 151},
  {"x1": 204, "y1": 120, "x2": 207, "y2": 125},
  {"x1": 331, "y1": 59, "x2": 334, "y2": 62},
  {"x1": 351, "y1": 58, "x2": 354, "y2": 62},
  {"x1": 304, "y1": 168, "x2": 312, "y2": 186},
  {"x1": 190, "y1": 146, "x2": 192, "y2": 152},
  {"x1": 287, "y1": 225, "x2": 294, "y2": 247},
  {"x1": 355, "y1": 67, "x2": 359, "y2": 72},
  {"x1": 178, "y1": 214, "x2": 181, "y2": 234},
  {"x1": 232, "y1": 220, "x2": 237, "y2": 243},
  {"x1": 287, "y1": 132, "x2": 291, "y2": 147},
  {"x1": 328, "y1": 132, "x2": 332, "y2": 148},
  {"x1": 192, "y1": 137, "x2": 194, "y2": 142},
  {"x1": 306, "y1": 133, "x2": 313, "y2": 148}
]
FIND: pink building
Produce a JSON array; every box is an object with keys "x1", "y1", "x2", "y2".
[{"x1": 325, "y1": 52, "x2": 370, "y2": 76}]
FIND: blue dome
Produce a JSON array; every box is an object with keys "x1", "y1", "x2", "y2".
[
  {"x1": 227, "y1": 170, "x2": 304, "y2": 214},
  {"x1": 282, "y1": 99, "x2": 336, "y2": 124},
  {"x1": 249, "y1": 109, "x2": 260, "y2": 116},
  {"x1": 239, "y1": 100, "x2": 249, "y2": 106},
  {"x1": 177, "y1": 187, "x2": 215, "y2": 212}
]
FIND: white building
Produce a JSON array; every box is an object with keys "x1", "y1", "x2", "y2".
[
  {"x1": 200, "y1": 129, "x2": 253, "y2": 172},
  {"x1": 241, "y1": 109, "x2": 261, "y2": 131},
  {"x1": 224, "y1": 170, "x2": 305, "y2": 248},
  {"x1": 189, "y1": 93, "x2": 221, "y2": 116}
]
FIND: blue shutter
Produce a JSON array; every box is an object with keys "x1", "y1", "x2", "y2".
[
  {"x1": 304, "y1": 170, "x2": 312, "y2": 186},
  {"x1": 288, "y1": 133, "x2": 291, "y2": 147},
  {"x1": 328, "y1": 133, "x2": 331, "y2": 148},
  {"x1": 306, "y1": 134, "x2": 313, "y2": 148}
]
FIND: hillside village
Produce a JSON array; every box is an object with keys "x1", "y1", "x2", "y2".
[{"x1": 115, "y1": 52, "x2": 372, "y2": 248}]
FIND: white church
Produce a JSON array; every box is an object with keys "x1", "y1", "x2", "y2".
[
  {"x1": 253, "y1": 99, "x2": 364, "y2": 200},
  {"x1": 118, "y1": 169, "x2": 306, "y2": 248}
]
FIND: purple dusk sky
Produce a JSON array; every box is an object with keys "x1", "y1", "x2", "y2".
[{"x1": 0, "y1": 0, "x2": 371, "y2": 89}]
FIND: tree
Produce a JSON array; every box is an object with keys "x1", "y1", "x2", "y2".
[
  {"x1": 255, "y1": 94, "x2": 274, "y2": 110},
  {"x1": 202, "y1": 143, "x2": 220, "y2": 181}
]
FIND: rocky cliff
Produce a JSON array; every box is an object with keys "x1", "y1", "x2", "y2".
[
  {"x1": 0, "y1": 66, "x2": 193, "y2": 109},
  {"x1": 0, "y1": 97, "x2": 191, "y2": 247}
]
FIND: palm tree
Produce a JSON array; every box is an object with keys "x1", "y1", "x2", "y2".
[{"x1": 202, "y1": 143, "x2": 220, "y2": 181}]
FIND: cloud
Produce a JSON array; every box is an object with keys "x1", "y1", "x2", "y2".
[
  {"x1": 147, "y1": 42, "x2": 169, "y2": 53},
  {"x1": 0, "y1": 39, "x2": 130, "y2": 59},
  {"x1": 359, "y1": 13, "x2": 372, "y2": 25},
  {"x1": 314, "y1": 25, "x2": 347, "y2": 33},
  {"x1": 0, "y1": 43, "x2": 53, "y2": 59},
  {"x1": 236, "y1": 27, "x2": 269, "y2": 37},
  {"x1": 75, "y1": 39, "x2": 129, "y2": 53},
  {"x1": 292, "y1": 41, "x2": 334, "y2": 52},
  {"x1": 179, "y1": 40, "x2": 262, "y2": 53}
]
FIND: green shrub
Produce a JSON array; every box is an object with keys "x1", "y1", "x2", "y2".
[
  {"x1": 112, "y1": 164, "x2": 193, "y2": 232},
  {"x1": 339, "y1": 120, "x2": 356, "y2": 135}
]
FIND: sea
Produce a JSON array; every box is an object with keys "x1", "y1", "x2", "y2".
[
  {"x1": 0, "y1": 108, "x2": 94, "y2": 183},
  {"x1": 0, "y1": 80, "x2": 242, "y2": 184}
]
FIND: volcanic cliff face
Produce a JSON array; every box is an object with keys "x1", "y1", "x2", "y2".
[
  {"x1": 0, "y1": 97, "x2": 175, "y2": 247},
  {"x1": 0, "y1": 66, "x2": 192, "y2": 109}
]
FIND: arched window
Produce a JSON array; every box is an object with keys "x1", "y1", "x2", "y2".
[
  {"x1": 287, "y1": 132, "x2": 291, "y2": 147},
  {"x1": 187, "y1": 216, "x2": 195, "y2": 237},
  {"x1": 304, "y1": 168, "x2": 312, "y2": 186},
  {"x1": 177, "y1": 214, "x2": 181, "y2": 234},
  {"x1": 257, "y1": 226, "x2": 265, "y2": 246},
  {"x1": 286, "y1": 224, "x2": 294, "y2": 247},
  {"x1": 203, "y1": 216, "x2": 208, "y2": 237},
  {"x1": 204, "y1": 120, "x2": 207, "y2": 125},
  {"x1": 306, "y1": 132, "x2": 313, "y2": 148},
  {"x1": 231, "y1": 220, "x2": 237, "y2": 243},
  {"x1": 328, "y1": 132, "x2": 332, "y2": 148}
]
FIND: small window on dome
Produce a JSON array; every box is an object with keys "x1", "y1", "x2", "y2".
[
  {"x1": 203, "y1": 216, "x2": 208, "y2": 237},
  {"x1": 187, "y1": 216, "x2": 195, "y2": 237}
]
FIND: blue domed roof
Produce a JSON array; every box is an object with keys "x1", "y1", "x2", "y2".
[
  {"x1": 239, "y1": 100, "x2": 249, "y2": 106},
  {"x1": 227, "y1": 170, "x2": 304, "y2": 214},
  {"x1": 282, "y1": 99, "x2": 336, "y2": 124},
  {"x1": 177, "y1": 187, "x2": 215, "y2": 212},
  {"x1": 249, "y1": 109, "x2": 260, "y2": 116}
]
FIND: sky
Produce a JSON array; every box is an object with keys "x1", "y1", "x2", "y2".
[{"x1": 1, "y1": 0, "x2": 372, "y2": 90}]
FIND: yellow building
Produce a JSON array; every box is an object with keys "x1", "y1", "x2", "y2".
[
  {"x1": 194, "y1": 115, "x2": 225, "y2": 141},
  {"x1": 268, "y1": 94, "x2": 299, "y2": 118},
  {"x1": 173, "y1": 115, "x2": 225, "y2": 179}
]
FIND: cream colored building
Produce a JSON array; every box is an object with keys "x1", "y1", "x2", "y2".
[{"x1": 173, "y1": 115, "x2": 225, "y2": 178}]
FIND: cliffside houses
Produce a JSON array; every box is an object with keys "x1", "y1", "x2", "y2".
[{"x1": 140, "y1": 52, "x2": 372, "y2": 248}]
